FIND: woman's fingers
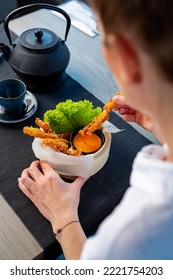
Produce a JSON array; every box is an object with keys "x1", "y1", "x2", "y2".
[
  {"x1": 72, "y1": 176, "x2": 88, "y2": 190},
  {"x1": 113, "y1": 95, "x2": 135, "y2": 111},
  {"x1": 19, "y1": 162, "x2": 44, "y2": 196},
  {"x1": 113, "y1": 95, "x2": 137, "y2": 122},
  {"x1": 28, "y1": 161, "x2": 44, "y2": 181},
  {"x1": 40, "y1": 161, "x2": 55, "y2": 173},
  {"x1": 20, "y1": 168, "x2": 34, "y2": 188},
  {"x1": 18, "y1": 177, "x2": 32, "y2": 198},
  {"x1": 119, "y1": 107, "x2": 136, "y2": 115},
  {"x1": 113, "y1": 95, "x2": 127, "y2": 107},
  {"x1": 121, "y1": 114, "x2": 136, "y2": 122},
  {"x1": 40, "y1": 161, "x2": 62, "y2": 178}
]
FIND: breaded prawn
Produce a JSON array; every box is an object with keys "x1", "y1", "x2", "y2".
[
  {"x1": 23, "y1": 127, "x2": 60, "y2": 139},
  {"x1": 42, "y1": 138, "x2": 69, "y2": 153},
  {"x1": 79, "y1": 92, "x2": 122, "y2": 136}
]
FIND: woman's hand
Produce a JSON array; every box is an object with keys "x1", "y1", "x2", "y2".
[
  {"x1": 18, "y1": 161, "x2": 88, "y2": 234},
  {"x1": 113, "y1": 95, "x2": 164, "y2": 143}
]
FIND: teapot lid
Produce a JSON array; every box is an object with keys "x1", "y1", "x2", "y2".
[{"x1": 19, "y1": 28, "x2": 59, "y2": 51}]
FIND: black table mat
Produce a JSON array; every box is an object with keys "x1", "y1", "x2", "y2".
[{"x1": 0, "y1": 24, "x2": 151, "y2": 259}]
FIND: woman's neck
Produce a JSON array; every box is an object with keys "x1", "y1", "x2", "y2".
[{"x1": 152, "y1": 89, "x2": 173, "y2": 162}]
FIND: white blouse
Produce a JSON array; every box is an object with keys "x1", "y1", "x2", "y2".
[{"x1": 80, "y1": 144, "x2": 173, "y2": 259}]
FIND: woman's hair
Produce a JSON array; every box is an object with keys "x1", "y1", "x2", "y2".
[{"x1": 90, "y1": 0, "x2": 173, "y2": 82}]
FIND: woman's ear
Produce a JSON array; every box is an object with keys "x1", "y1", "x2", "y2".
[{"x1": 106, "y1": 34, "x2": 141, "y2": 84}]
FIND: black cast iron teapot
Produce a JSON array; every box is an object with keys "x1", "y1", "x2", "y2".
[{"x1": 0, "y1": 3, "x2": 71, "y2": 90}]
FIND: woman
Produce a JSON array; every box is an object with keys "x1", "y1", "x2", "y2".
[{"x1": 18, "y1": 0, "x2": 173, "y2": 259}]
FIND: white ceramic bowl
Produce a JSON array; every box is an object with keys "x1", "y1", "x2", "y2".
[
  {"x1": 32, "y1": 130, "x2": 112, "y2": 179},
  {"x1": 90, "y1": 131, "x2": 111, "y2": 176}
]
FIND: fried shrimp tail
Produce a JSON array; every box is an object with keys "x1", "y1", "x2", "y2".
[
  {"x1": 80, "y1": 92, "x2": 123, "y2": 136},
  {"x1": 35, "y1": 118, "x2": 52, "y2": 133},
  {"x1": 67, "y1": 147, "x2": 82, "y2": 156}
]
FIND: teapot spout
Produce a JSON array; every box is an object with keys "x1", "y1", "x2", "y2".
[{"x1": 0, "y1": 43, "x2": 11, "y2": 60}]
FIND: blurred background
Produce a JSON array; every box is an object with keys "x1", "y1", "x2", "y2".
[{"x1": 0, "y1": 1, "x2": 89, "y2": 23}]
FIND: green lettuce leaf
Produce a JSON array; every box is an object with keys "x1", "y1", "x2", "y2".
[{"x1": 44, "y1": 99, "x2": 102, "y2": 133}]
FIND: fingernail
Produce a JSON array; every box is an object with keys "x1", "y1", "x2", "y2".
[{"x1": 113, "y1": 96, "x2": 121, "y2": 102}]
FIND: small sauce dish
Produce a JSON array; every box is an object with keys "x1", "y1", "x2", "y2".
[{"x1": 70, "y1": 128, "x2": 105, "y2": 155}]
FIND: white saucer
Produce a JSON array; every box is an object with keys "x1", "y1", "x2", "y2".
[{"x1": 0, "y1": 91, "x2": 38, "y2": 123}]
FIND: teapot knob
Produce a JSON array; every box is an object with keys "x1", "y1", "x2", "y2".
[{"x1": 34, "y1": 29, "x2": 43, "y2": 40}]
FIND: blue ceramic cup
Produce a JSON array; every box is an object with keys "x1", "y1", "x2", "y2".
[{"x1": 0, "y1": 79, "x2": 26, "y2": 114}]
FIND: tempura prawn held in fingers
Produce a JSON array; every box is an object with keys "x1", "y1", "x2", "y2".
[{"x1": 79, "y1": 92, "x2": 123, "y2": 136}]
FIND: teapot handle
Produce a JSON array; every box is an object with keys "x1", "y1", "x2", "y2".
[{"x1": 4, "y1": 3, "x2": 71, "y2": 46}]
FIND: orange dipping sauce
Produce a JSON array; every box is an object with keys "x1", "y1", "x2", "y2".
[{"x1": 73, "y1": 133, "x2": 102, "y2": 154}]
